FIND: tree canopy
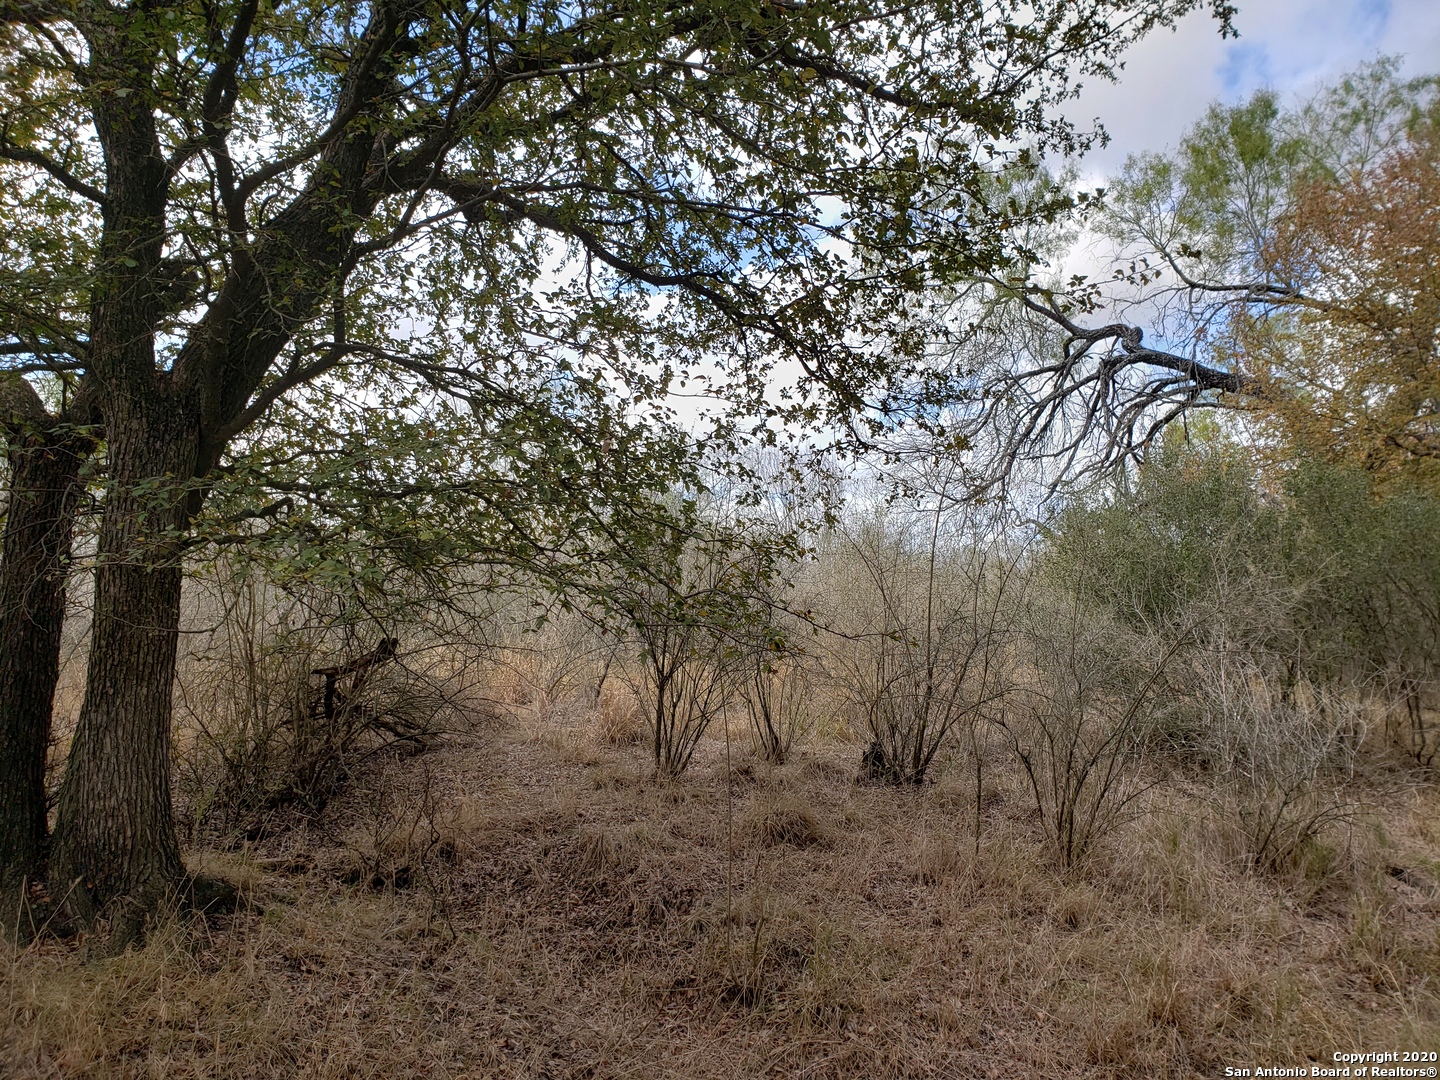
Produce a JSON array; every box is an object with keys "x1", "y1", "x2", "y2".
[
  {"x1": 0, "y1": 0, "x2": 1239, "y2": 936},
  {"x1": 958, "y1": 59, "x2": 1440, "y2": 488}
]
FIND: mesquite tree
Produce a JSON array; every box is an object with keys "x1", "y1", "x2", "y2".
[{"x1": 0, "y1": 0, "x2": 1233, "y2": 933}]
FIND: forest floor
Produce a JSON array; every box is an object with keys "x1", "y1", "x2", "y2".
[{"x1": 4, "y1": 704, "x2": 1440, "y2": 1078}]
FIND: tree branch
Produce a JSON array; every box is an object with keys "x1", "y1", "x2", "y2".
[
  {"x1": 0, "y1": 140, "x2": 107, "y2": 206},
  {"x1": 1020, "y1": 294, "x2": 1260, "y2": 395}
]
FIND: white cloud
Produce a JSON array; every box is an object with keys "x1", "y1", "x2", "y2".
[{"x1": 1070, "y1": 0, "x2": 1440, "y2": 174}]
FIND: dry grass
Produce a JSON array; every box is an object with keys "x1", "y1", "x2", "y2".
[
  {"x1": 593, "y1": 684, "x2": 645, "y2": 748},
  {"x1": 742, "y1": 791, "x2": 830, "y2": 849},
  {"x1": 5, "y1": 709, "x2": 1439, "y2": 1078}
]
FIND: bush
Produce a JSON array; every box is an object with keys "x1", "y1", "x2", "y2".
[
  {"x1": 740, "y1": 656, "x2": 816, "y2": 765},
  {"x1": 1197, "y1": 652, "x2": 1362, "y2": 873},
  {"x1": 635, "y1": 616, "x2": 741, "y2": 778},
  {"x1": 994, "y1": 591, "x2": 1187, "y2": 868},
  {"x1": 1048, "y1": 443, "x2": 1440, "y2": 770},
  {"x1": 1043, "y1": 438, "x2": 1289, "y2": 632},
  {"x1": 619, "y1": 538, "x2": 759, "y2": 778},
  {"x1": 174, "y1": 573, "x2": 461, "y2": 840},
  {"x1": 823, "y1": 505, "x2": 1018, "y2": 784}
]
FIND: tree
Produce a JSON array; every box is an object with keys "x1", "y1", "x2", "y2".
[
  {"x1": 958, "y1": 60, "x2": 1439, "y2": 487},
  {"x1": 1249, "y1": 121, "x2": 1440, "y2": 489},
  {"x1": 0, "y1": 0, "x2": 1233, "y2": 935},
  {"x1": 1043, "y1": 432, "x2": 1440, "y2": 765},
  {"x1": 1041, "y1": 433, "x2": 1290, "y2": 631},
  {"x1": 0, "y1": 378, "x2": 88, "y2": 923}
]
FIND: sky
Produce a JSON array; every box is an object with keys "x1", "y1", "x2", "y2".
[
  {"x1": 1073, "y1": 0, "x2": 1440, "y2": 173},
  {"x1": 555, "y1": 0, "x2": 1440, "y2": 441}
]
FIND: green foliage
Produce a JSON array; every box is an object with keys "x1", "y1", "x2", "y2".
[
  {"x1": 193, "y1": 354, "x2": 703, "y2": 620},
  {"x1": 1285, "y1": 462, "x2": 1440, "y2": 687},
  {"x1": 1042, "y1": 436, "x2": 1289, "y2": 630},
  {"x1": 1, "y1": 0, "x2": 1229, "y2": 422},
  {"x1": 1105, "y1": 57, "x2": 1439, "y2": 281},
  {"x1": 0, "y1": 0, "x2": 1242, "y2": 617},
  {"x1": 1045, "y1": 436, "x2": 1440, "y2": 763}
]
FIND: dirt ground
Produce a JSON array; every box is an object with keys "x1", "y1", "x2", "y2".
[{"x1": 4, "y1": 707, "x2": 1439, "y2": 1078}]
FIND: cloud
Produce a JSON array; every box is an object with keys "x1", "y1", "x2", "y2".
[
  {"x1": 1068, "y1": 0, "x2": 1440, "y2": 174},
  {"x1": 1349, "y1": 0, "x2": 1392, "y2": 45}
]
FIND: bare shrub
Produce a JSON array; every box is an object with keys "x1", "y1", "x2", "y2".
[
  {"x1": 823, "y1": 497, "x2": 1018, "y2": 784},
  {"x1": 1198, "y1": 651, "x2": 1363, "y2": 873},
  {"x1": 181, "y1": 644, "x2": 462, "y2": 839},
  {"x1": 174, "y1": 571, "x2": 467, "y2": 840},
  {"x1": 994, "y1": 591, "x2": 1189, "y2": 869},
  {"x1": 621, "y1": 540, "x2": 756, "y2": 778},
  {"x1": 494, "y1": 611, "x2": 620, "y2": 717},
  {"x1": 1385, "y1": 676, "x2": 1440, "y2": 767},
  {"x1": 173, "y1": 625, "x2": 316, "y2": 838},
  {"x1": 741, "y1": 656, "x2": 816, "y2": 764},
  {"x1": 341, "y1": 786, "x2": 446, "y2": 892},
  {"x1": 338, "y1": 769, "x2": 477, "y2": 942},
  {"x1": 635, "y1": 617, "x2": 741, "y2": 777}
]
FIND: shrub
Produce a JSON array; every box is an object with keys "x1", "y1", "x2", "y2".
[
  {"x1": 619, "y1": 539, "x2": 759, "y2": 778},
  {"x1": 635, "y1": 617, "x2": 741, "y2": 778},
  {"x1": 994, "y1": 591, "x2": 1187, "y2": 868},
  {"x1": 741, "y1": 656, "x2": 816, "y2": 765},
  {"x1": 823, "y1": 504, "x2": 1018, "y2": 784},
  {"x1": 1198, "y1": 652, "x2": 1363, "y2": 873},
  {"x1": 174, "y1": 573, "x2": 461, "y2": 840}
]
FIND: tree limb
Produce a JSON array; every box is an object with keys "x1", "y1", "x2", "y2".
[{"x1": 0, "y1": 140, "x2": 107, "y2": 206}]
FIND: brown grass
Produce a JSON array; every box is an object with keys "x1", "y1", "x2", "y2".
[
  {"x1": 593, "y1": 684, "x2": 645, "y2": 748},
  {"x1": 5, "y1": 711, "x2": 1439, "y2": 1078},
  {"x1": 742, "y1": 791, "x2": 830, "y2": 849}
]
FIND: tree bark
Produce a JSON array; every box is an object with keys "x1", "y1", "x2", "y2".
[
  {"x1": 0, "y1": 427, "x2": 86, "y2": 935},
  {"x1": 45, "y1": 10, "x2": 190, "y2": 939},
  {"x1": 43, "y1": 0, "x2": 410, "y2": 941},
  {"x1": 49, "y1": 390, "x2": 194, "y2": 939}
]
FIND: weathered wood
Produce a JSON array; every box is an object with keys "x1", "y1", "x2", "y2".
[{"x1": 312, "y1": 637, "x2": 400, "y2": 721}]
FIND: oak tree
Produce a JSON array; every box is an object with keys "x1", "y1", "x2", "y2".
[{"x1": 0, "y1": 0, "x2": 1231, "y2": 934}]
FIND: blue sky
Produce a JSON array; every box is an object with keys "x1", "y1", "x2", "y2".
[{"x1": 1074, "y1": 0, "x2": 1440, "y2": 172}]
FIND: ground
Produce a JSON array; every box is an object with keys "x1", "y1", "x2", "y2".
[{"x1": 4, "y1": 706, "x2": 1439, "y2": 1078}]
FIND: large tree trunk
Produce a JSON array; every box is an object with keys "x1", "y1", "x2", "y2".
[
  {"x1": 46, "y1": 12, "x2": 188, "y2": 940},
  {"x1": 41, "y1": 0, "x2": 398, "y2": 943},
  {"x1": 0, "y1": 430, "x2": 86, "y2": 934},
  {"x1": 49, "y1": 392, "x2": 195, "y2": 940}
]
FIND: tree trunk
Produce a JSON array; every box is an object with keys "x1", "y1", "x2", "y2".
[
  {"x1": 0, "y1": 431, "x2": 86, "y2": 934},
  {"x1": 41, "y1": 0, "x2": 397, "y2": 942},
  {"x1": 49, "y1": 392, "x2": 194, "y2": 938}
]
